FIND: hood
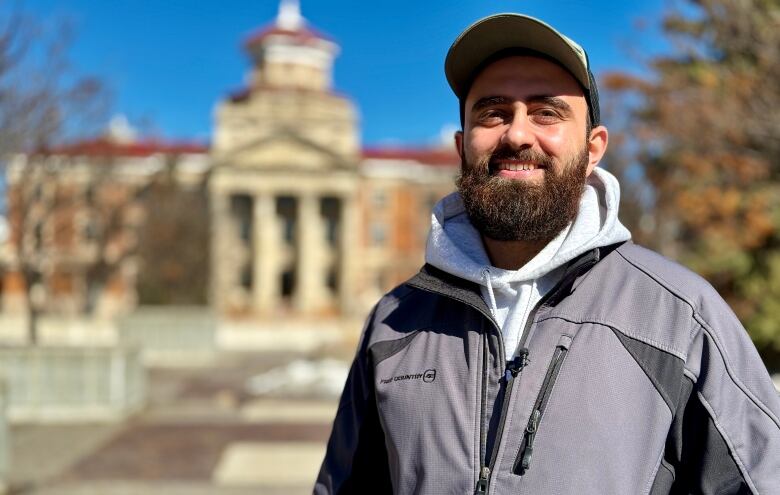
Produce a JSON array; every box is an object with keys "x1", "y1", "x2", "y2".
[{"x1": 424, "y1": 167, "x2": 632, "y2": 291}]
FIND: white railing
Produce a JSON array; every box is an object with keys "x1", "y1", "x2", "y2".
[
  {"x1": 117, "y1": 306, "x2": 217, "y2": 365},
  {"x1": 0, "y1": 345, "x2": 145, "y2": 422}
]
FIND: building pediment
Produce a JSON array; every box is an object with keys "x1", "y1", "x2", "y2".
[{"x1": 214, "y1": 128, "x2": 353, "y2": 171}]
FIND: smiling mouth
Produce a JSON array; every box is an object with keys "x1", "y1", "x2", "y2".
[{"x1": 492, "y1": 160, "x2": 546, "y2": 172}]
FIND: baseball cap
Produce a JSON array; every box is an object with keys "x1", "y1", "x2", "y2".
[{"x1": 445, "y1": 13, "x2": 600, "y2": 125}]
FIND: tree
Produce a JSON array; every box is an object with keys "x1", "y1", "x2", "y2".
[
  {"x1": 0, "y1": 3, "x2": 111, "y2": 342},
  {"x1": 602, "y1": 0, "x2": 780, "y2": 362},
  {"x1": 136, "y1": 157, "x2": 210, "y2": 306}
]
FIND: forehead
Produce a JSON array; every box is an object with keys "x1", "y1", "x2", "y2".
[{"x1": 465, "y1": 56, "x2": 585, "y2": 106}]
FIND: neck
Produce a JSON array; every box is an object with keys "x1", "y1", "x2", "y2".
[{"x1": 482, "y1": 236, "x2": 550, "y2": 270}]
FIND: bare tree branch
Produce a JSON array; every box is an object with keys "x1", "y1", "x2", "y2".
[{"x1": 0, "y1": 3, "x2": 112, "y2": 342}]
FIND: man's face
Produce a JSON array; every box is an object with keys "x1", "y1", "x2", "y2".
[{"x1": 455, "y1": 55, "x2": 606, "y2": 242}]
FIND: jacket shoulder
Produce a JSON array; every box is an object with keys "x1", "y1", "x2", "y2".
[
  {"x1": 614, "y1": 243, "x2": 717, "y2": 301},
  {"x1": 614, "y1": 243, "x2": 742, "y2": 333},
  {"x1": 363, "y1": 266, "x2": 486, "y2": 348},
  {"x1": 362, "y1": 271, "x2": 450, "y2": 346},
  {"x1": 567, "y1": 242, "x2": 740, "y2": 360},
  {"x1": 373, "y1": 275, "x2": 426, "y2": 318}
]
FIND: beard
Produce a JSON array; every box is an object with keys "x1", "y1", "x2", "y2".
[{"x1": 456, "y1": 144, "x2": 589, "y2": 242}]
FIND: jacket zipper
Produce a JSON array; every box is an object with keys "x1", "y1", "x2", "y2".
[
  {"x1": 475, "y1": 284, "x2": 557, "y2": 495},
  {"x1": 473, "y1": 258, "x2": 591, "y2": 494},
  {"x1": 475, "y1": 348, "x2": 530, "y2": 494},
  {"x1": 514, "y1": 340, "x2": 570, "y2": 475},
  {"x1": 475, "y1": 316, "x2": 505, "y2": 494},
  {"x1": 478, "y1": 331, "x2": 490, "y2": 479},
  {"x1": 409, "y1": 249, "x2": 601, "y2": 494}
]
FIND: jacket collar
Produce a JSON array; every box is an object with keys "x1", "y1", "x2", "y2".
[
  {"x1": 409, "y1": 263, "x2": 492, "y2": 321},
  {"x1": 406, "y1": 242, "x2": 628, "y2": 317}
]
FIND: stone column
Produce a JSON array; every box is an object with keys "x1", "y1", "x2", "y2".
[
  {"x1": 253, "y1": 194, "x2": 280, "y2": 314},
  {"x1": 294, "y1": 193, "x2": 323, "y2": 313},
  {"x1": 209, "y1": 190, "x2": 232, "y2": 311},
  {"x1": 338, "y1": 192, "x2": 359, "y2": 316}
]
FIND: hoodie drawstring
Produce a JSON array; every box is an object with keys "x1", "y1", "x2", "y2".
[{"x1": 482, "y1": 267, "x2": 498, "y2": 319}]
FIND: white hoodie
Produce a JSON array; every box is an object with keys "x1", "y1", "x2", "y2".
[{"x1": 425, "y1": 167, "x2": 632, "y2": 360}]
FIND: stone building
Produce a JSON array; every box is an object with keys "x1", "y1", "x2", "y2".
[
  {"x1": 208, "y1": 0, "x2": 457, "y2": 318},
  {"x1": 209, "y1": 0, "x2": 361, "y2": 318},
  {"x1": 0, "y1": 0, "x2": 458, "y2": 321}
]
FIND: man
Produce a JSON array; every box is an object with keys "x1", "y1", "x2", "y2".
[{"x1": 316, "y1": 13, "x2": 780, "y2": 495}]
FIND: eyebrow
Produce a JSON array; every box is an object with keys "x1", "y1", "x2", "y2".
[
  {"x1": 470, "y1": 95, "x2": 574, "y2": 115},
  {"x1": 530, "y1": 95, "x2": 573, "y2": 114},
  {"x1": 471, "y1": 96, "x2": 512, "y2": 113}
]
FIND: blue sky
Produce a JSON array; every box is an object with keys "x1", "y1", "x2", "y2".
[{"x1": 24, "y1": 0, "x2": 669, "y2": 147}]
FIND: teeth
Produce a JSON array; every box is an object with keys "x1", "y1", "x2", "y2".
[{"x1": 499, "y1": 162, "x2": 537, "y2": 171}]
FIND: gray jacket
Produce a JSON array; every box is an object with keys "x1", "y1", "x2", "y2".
[{"x1": 315, "y1": 242, "x2": 780, "y2": 494}]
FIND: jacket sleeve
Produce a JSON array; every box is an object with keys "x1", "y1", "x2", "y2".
[
  {"x1": 656, "y1": 302, "x2": 780, "y2": 495},
  {"x1": 314, "y1": 307, "x2": 393, "y2": 495}
]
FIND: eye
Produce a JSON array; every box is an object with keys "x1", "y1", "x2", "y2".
[
  {"x1": 476, "y1": 109, "x2": 508, "y2": 125},
  {"x1": 531, "y1": 108, "x2": 562, "y2": 124}
]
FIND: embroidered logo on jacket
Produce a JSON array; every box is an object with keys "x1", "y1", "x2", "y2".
[{"x1": 380, "y1": 369, "x2": 436, "y2": 384}]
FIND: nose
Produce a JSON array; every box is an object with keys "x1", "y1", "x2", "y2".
[{"x1": 500, "y1": 110, "x2": 535, "y2": 149}]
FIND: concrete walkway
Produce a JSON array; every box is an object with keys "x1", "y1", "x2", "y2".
[
  {"x1": 8, "y1": 350, "x2": 778, "y2": 494},
  {"x1": 8, "y1": 351, "x2": 342, "y2": 495}
]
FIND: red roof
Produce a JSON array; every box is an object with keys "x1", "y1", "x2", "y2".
[
  {"x1": 362, "y1": 147, "x2": 460, "y2": 167},
  {"x1": 244, "y1": 23, "x2": 334, "y2": 48},
  {"x1": 46, "y1": 137, "x2": 209, "y2": 158},
  {"x1": 44, "y1": 139, "x2": 458, "y2": 167}
]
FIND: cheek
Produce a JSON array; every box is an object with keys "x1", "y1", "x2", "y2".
[
  {"x1": 465, "y1": 128, "x2": 501, "y2": 156},
  {"x1": 536, "y1": 126, "x2": 581, "y2": 158},
  {"x1": 536, "y1": 126, "x2": 567, "y2": 150}
]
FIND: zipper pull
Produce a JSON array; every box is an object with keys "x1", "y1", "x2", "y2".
[
  {"x1": 520, "y1": 409, "x2": 541, "y2": 472},
  {"x1": 526, "y1": 409, "x2": 540, "y2": 434},
  {"x1": 474, "y1": 466, "x2": 490, "y2": 494},
  {"x1": 520, "y1": 443, "x2": 534, "y2": 473}
]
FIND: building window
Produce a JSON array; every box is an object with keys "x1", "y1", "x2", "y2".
[
  {"x1": 230, "y1": 195, "x2": 252, "y2": 243},
  {"x1": 320, "y1": 196, "x2": 341, "y2": 247},
  {"x1": 240, "y1": 265, "x2": 252, "y2": 289},
  {"x1": 326, "y1": 266, "x2": 338, "y2": 294},
  {"x1": 283, "y1": 219, "x2": 295, "y2": 245},
  {"x1": 371, "y1": 189, "x2": 387, "y2": 209},
  {"x1": 280, "y1": 267, "x2": 295, "y2": 299},
  {"x1": 276, "y1": 196, "x2": 297, "y2": 246},
  {"x1": 370, "y1": 222, "x2": 386, "y2": 247}
]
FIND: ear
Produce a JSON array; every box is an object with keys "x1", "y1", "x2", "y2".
[
  {"x1": 454, "y1": 130, "x2": 464, "y2": 160},
  {"x1": 586, "y1": 125, "x2": 608, "y2": 176}
]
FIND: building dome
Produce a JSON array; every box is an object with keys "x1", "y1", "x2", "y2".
[{"x1": 243, "y1": 0, "x2": 339, "y2": 92}]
